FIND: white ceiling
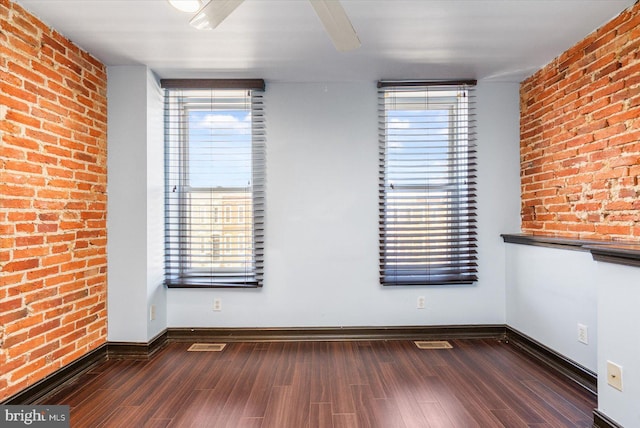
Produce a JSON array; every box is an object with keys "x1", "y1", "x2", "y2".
[{"x1": 16, "y1": 0, "x2": 635, "y2": 83}]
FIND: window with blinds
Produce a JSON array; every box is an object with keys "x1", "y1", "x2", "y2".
[
  {"x1": 378, "y1": 81, "x2": 477, "y2": 286},
  {"x1": 162, "y1": 80, "x2": 265, "y2": 288}
]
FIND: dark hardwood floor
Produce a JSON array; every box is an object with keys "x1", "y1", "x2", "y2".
[{"x1": 41, "y1": 339, "x2": 596, "y2": 427}]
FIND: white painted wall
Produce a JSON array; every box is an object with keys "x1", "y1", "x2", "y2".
[
  {"x1": 107, "y1": 66, "x2": 166, "y2": 342},
  {"x1": 145, "y1": 68, "x2": 167, "y2": 340},
  {"x1": 107, "y1": 78, "x2": 520, "y2": 331},
  {"x1": 477, "y1": 82, "x2": 521, "y2": 319},
  {"x1": 166, "y1": 81, "x2": 521, "y2": 327},
  {"x1": 596, "y1": 261, "x2": 640, "y2": 427},
  {"x1": 505, "y1": 244, "x2": 598, "y2": 371},
  {"x1": 107, "y1": 66, "x2": 148, "y2": 342}
]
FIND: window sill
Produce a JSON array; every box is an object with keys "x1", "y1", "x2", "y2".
[{"x1": 501, "y1": 233, "x2": 640, "y2": 268}]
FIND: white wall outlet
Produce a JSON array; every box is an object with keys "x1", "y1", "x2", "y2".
[
  {"x1": 607, "y1": 361, "x2": 623, "y2": 391},
  {"x1": 150, "y1": 304, "x2": 156, "y2": 321},
  {"x1": 417, "y1": 296, "x2": 425, "y2": 309},
  {"x1": 577, "y1": 323, "x2": 588, "y2": 344},
  {"x1": 213, "y1": 298, "x2": 222, "y2": 312}
]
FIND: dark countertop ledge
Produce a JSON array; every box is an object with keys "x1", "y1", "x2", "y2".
[{"x1": 501, "y1": 233, "x2": 640, "y2": 268}]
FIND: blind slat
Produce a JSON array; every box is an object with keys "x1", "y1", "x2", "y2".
[{"x1": 378, "y1": 83, "x2": 477, "y2": 286}]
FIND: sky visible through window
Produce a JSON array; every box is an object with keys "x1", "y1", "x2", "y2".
[
  {"x1": 386, "y1": 108, "x2": 451, "y2": 187},
  {"x1": 188, "y1": 109, "x2": 252, "y2": 189}
]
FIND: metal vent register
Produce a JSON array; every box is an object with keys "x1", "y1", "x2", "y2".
[
  {"x1": 187, "y1": 343, "x2": 227, "y2": 352},
  {"x1": 414, "y1": 341, "x2": 453, "y2": 350}
]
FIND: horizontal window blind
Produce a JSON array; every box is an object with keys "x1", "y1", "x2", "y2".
[
  {"x1": 378, "y1": 82, "x2": 477, "y2": 285},
  {"x1": 164, "y1": 83, "x2": 265, "y2": 287}
]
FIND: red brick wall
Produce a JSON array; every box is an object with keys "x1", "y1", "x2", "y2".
[
  {"x1": 520, "y1": 3, "x2": 640, "y2": 240},
  {"x1": 0, "y1": 0, "x2": 107, "y2": 400}
]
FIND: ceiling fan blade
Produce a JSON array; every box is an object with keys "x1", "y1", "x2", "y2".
[
  {"x1": 190, "y1": 0, "x2": 245, "y2": 30},
  {"x1": 309, "y1": 0, "x2": 361, "y2": 52}
]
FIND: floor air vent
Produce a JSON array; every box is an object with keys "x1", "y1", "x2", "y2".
[
  {"x1": 187, "y1": 343, "x2": 227, "y2": 352},
  {"x1": 414, "y1": 340, "x2": 453, "y2": 350}
]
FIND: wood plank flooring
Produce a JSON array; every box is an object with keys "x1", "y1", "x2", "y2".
[{"x1": 41, "y1": 339, "x2": 596, "y2": 427}]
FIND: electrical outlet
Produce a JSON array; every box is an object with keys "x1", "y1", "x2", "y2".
[
  {"x1": 607, "y1": 361, "x2": 623, "y2": 391},
  {"x1": 577, "y1": 323, "x2": 588, "y2": 344},
  {"x1": 149, "y1": 304, "x2": 156, "y2": 321},
  {"x1": 417, "y1": 296, "x2": 425, "y2": 309},
  {"x1": 213, "y1": 298, "x2": 222, "y2": 312}
]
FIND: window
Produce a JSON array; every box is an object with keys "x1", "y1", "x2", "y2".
[
  {"x1": 378, "y1": 81, "x2": 477, "y2": 286},
  {"x1": 163, "y1": 79, "x2": 265, "y2": 287}
]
